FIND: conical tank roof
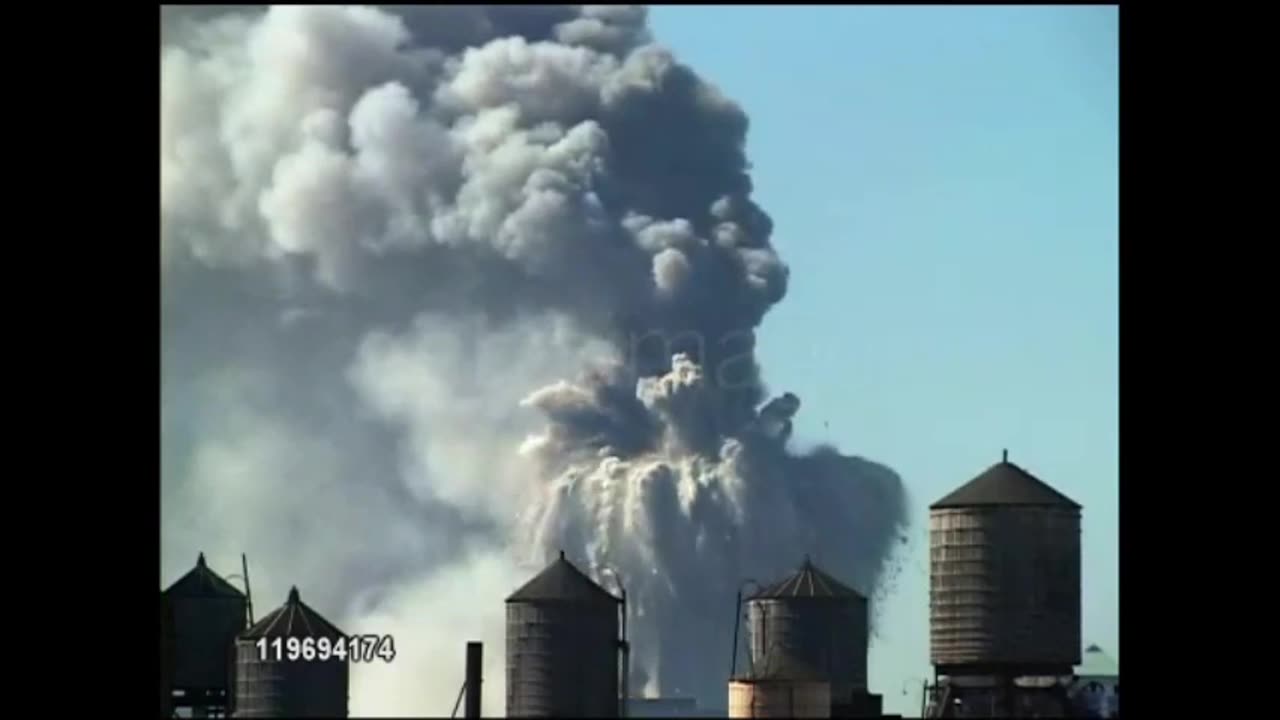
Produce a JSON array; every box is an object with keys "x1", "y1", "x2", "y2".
[
  {"x1": 240, "y1": 586, "x2": 345, "y2": 639},
  {"x1": 162, "y1": 552, "x2": 245, "y2": 599},
  {"x1": 750, "y1": 556, "x2": 865, "y2": 600},
  {"x1": 1077, "y1": 644, "x2": 1119, "y2": 677},
  {"x1": 506, "y1": 551, "x2": 621, "y2": 605},
  {"x1": 932, "y1": 450, "x2": 1080, "y2": 509}
]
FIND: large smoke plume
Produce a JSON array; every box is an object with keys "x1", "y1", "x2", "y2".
[{"x1": 161, "y1": 5, "x2": 907, "y2": 713}]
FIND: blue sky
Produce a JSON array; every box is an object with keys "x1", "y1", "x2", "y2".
[{"x1": 649, "y1": 5, "x2": 1118, "y2": 714}]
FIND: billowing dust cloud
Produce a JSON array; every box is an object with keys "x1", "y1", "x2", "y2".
[{"x1": 161, "y1": 5, "x2": 907, "y2": 714}]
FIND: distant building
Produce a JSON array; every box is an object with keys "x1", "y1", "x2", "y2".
[{"x1": 1069, "y1": 644, "x2": 1118, "y2": 718}]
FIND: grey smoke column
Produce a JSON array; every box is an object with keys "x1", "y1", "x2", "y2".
[{"x1": 161, "y1": 5, "x2": 907, "y2": 709}]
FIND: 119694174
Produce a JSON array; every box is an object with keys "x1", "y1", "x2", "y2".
[{"x1": 255, "y1": 635, "x2": 396, "y2": 663}]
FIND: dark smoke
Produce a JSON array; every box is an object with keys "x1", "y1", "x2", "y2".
[{"x1": 161, "y1": 5, "x2": 907, "y2": 712}]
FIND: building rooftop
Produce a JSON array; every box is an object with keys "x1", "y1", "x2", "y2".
[
  {"x1": 506, "y1": 551, "x2": 621, "y2": 605},
  {"x1": 932, "y1": 450, "x2": 1080, "y2": 509}
]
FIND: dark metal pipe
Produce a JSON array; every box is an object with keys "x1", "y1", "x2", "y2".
[
  {"x1": 600, "y1": 566, "x2": 629, "y2": 719},
  {"x1": 619, "y1": 638, "x2": 630, "y2": 719},
  {"x1": 465, "y1": 642, "x2": 482, "y2": 719},
  {"x1": 731, "y1": 579, "x2": 759, "y2": 679},
  {"x1": 730, "y1": 589, "x2": 743, "y2": 678},
  {"x1": 451, "y1": 682, "x2": 467, "y2": 718},
  {"x1": 617, "y1": 577, "x2": 629, "y2": 718}
]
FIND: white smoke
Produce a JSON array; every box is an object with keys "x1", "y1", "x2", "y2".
[
  {"x1": 348, "y1": 314, "x2": 619, "y2": 514},
  {"x1": 161, "y1": 5, "x2": 907, "y2": 714},
  {"x1": 347, "y1": 547, "x2": 520, "y2": 717}
]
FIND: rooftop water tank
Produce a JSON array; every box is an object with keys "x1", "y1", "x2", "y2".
[
  {"x1": 747, "y1": 557, "x2": 868, "y2": 704},
  {"x1": 929, "y1": 451, "x2": 1082, "y2": 675},
  {"x1": 234, "y1": 586, "x2": 348, "y2": 718},
  {"x1": 505, "y1": 551, "x2": 621, "y2": 718},
  {"x1": 161, "y1": 553, "x2": 247, "y2": 699}
]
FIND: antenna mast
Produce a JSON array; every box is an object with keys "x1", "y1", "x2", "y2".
[{"x1": 242, "y1": 553, "x2": 255, "y2": 626}]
